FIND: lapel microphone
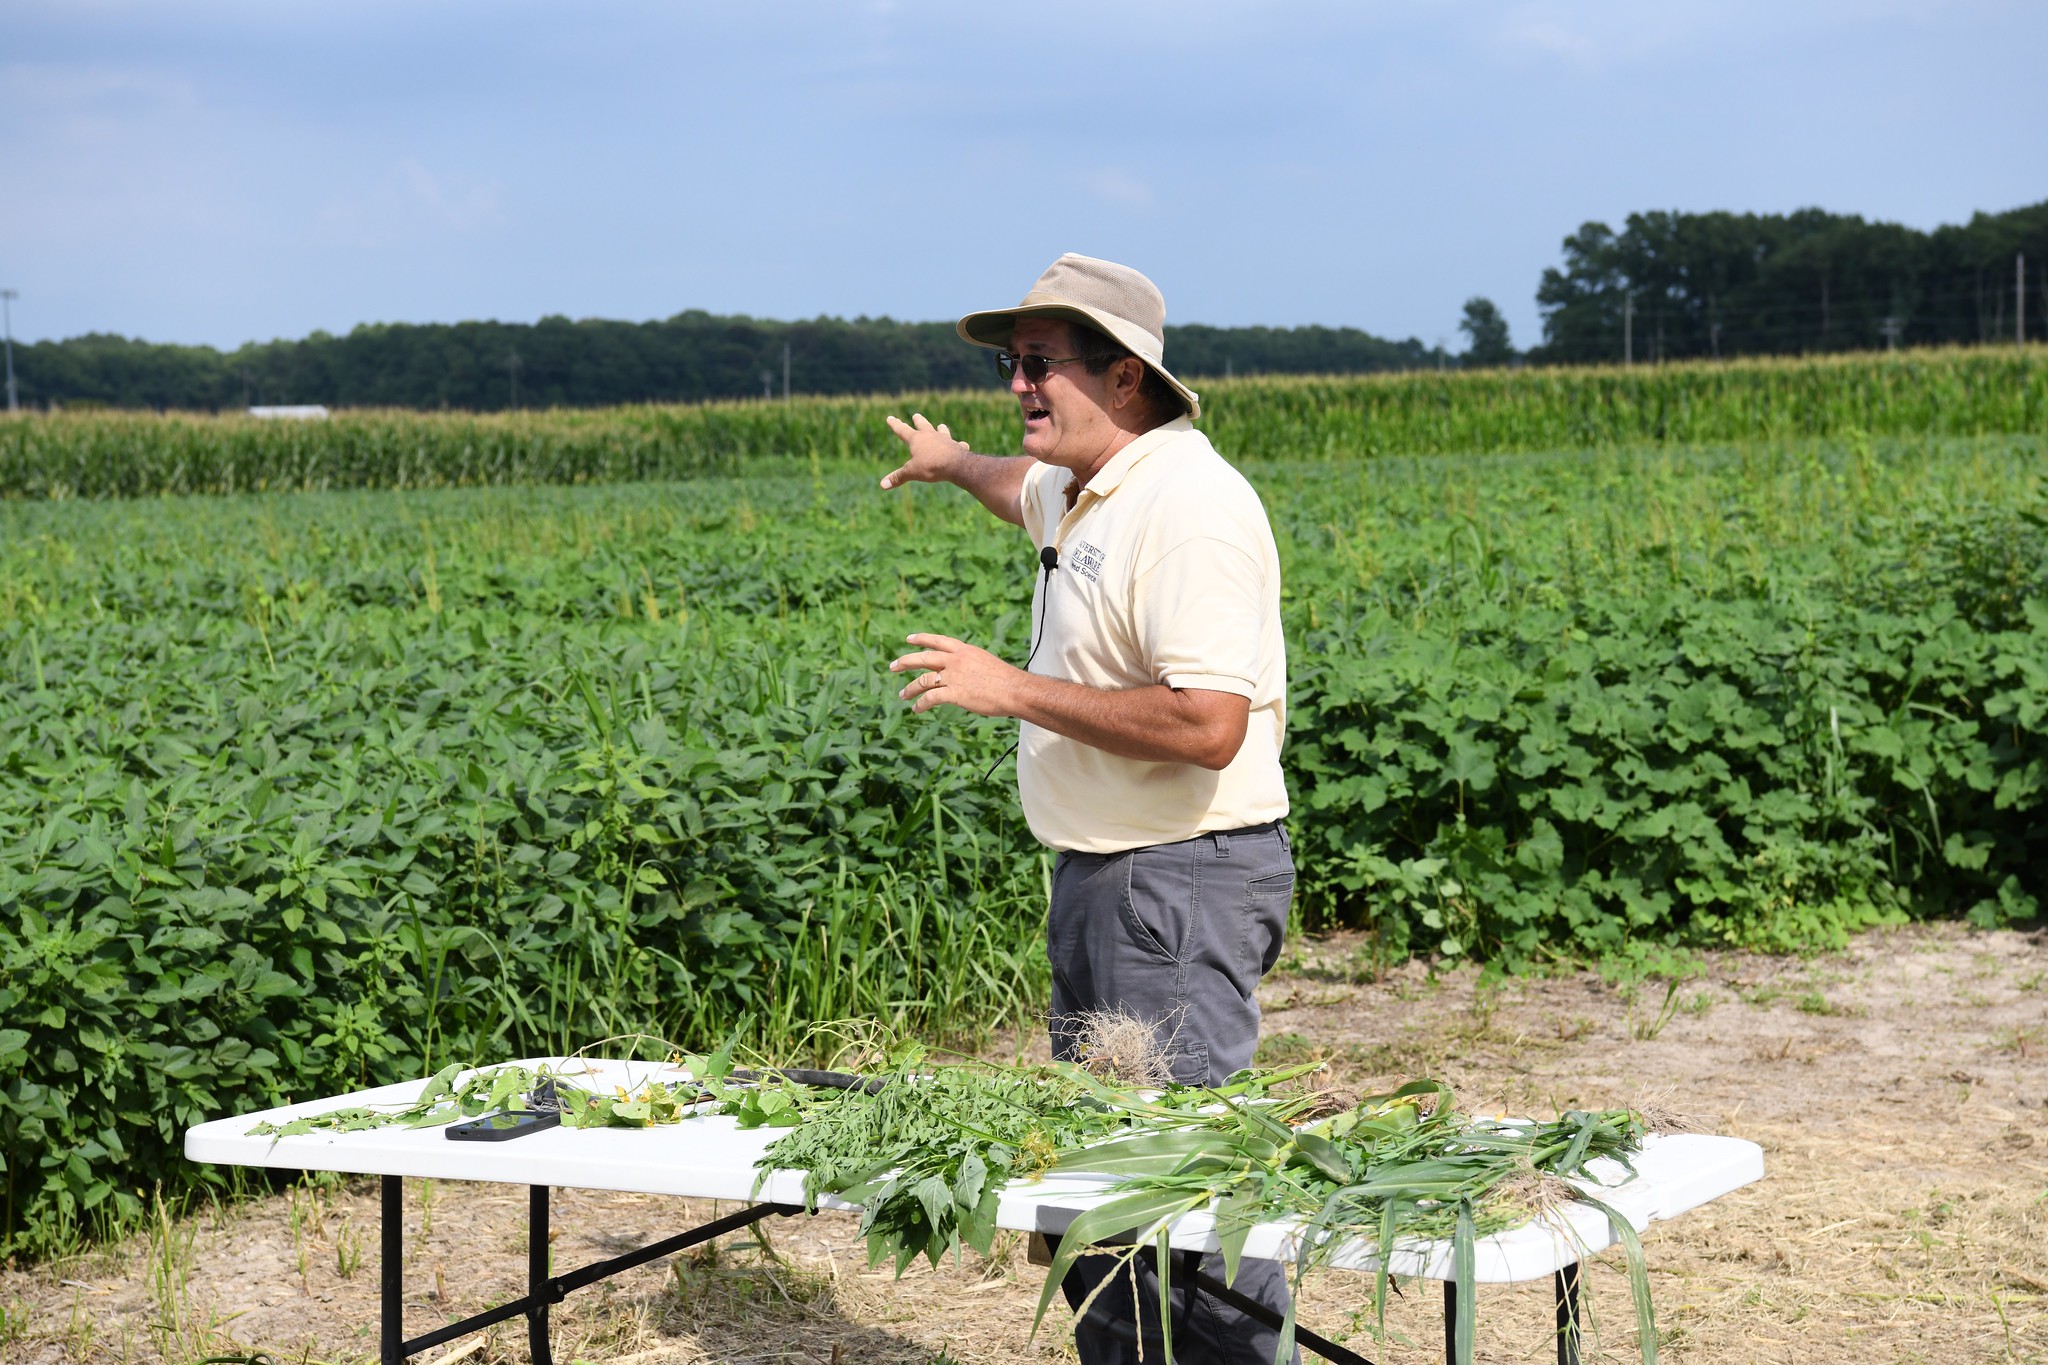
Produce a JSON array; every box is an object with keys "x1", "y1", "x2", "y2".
[
  {"x1": 1024, "y1": 543, "x2": 1059, "y2": 670},
  {"x1": 981, "y1": 542, "x2": 1062, "y2": 785}
]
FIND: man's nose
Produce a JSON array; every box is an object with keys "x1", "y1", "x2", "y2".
[{"x1": 1009, "y1": 368, "x2": 1034, "y2": 398}]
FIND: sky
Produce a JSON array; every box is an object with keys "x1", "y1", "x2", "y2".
[{"x1": 2, "y1": 1, "x2": 2043, "y2": 354}]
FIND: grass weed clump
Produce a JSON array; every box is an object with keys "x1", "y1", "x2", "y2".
[{"x1": 1072, "y1": 1005, "x2": 1178, "y2": 1086}]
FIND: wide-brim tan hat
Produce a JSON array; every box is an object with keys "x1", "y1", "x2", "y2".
[{"x1": 957, "y1": 253, "x2": 1200, "y2": 420}]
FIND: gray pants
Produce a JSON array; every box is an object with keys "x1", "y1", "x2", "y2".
[{"x1": 1048, "y1": 822, "x2": 1301, "y2": 1365}]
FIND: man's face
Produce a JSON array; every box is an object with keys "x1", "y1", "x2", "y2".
[{"x1": 1009, "y1": 317, "x2": 1125, "y2": 471}]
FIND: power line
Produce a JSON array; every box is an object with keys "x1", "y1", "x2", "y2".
[
  {"x1": 1540, "y1": 267, "x2": 2047, "y2": 356},
  {"x1": 1550, "y1": 280, "x2": 2022, "y2": 320}
]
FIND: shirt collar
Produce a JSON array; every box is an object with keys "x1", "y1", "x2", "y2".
[{"x1": 1076, "y1": 417, "x2": 1195, "y2": 502}]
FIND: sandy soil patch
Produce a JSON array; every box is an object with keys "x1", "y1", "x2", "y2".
[{"x1": 4, "y1": 921, "x2": 2043, "y2": 1364}]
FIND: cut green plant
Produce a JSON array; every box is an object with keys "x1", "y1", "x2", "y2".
[{"x1": 241, "y1": 1044, "x2": 1669, "y2": 1365}]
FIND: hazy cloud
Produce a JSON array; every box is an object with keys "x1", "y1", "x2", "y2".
[
  {"x1": 1495, "y1": 17, "x2": 1602, "y2": 65},
  {"x1": 1086, "y1": 169, "x2": 1156, "y2": 210},
  {"x1": 316, "y1": 160, "x2": 504, "y2": 249},
  {"x1": 1, "y1": 60, "x2": 199, "y2": 114}
]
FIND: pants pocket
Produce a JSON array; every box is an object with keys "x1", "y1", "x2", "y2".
[
  {"x1": 1247, "y1": 871, "x2": 1295, "y2": 900},
  {"x1": 1246, "y1": 869, "x2": 1295, "y2": 977},
  {"x1": 1119, "y1": 844, "x2": 1192, "y2": 963},
  {"x1": 1160, "y1": 1041, "x2": 1210, "y2": 1086}
]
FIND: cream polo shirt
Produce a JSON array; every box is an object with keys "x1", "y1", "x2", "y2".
[{"x1": 1014, "y1": 418, "x2": 1288, "y2": 853}]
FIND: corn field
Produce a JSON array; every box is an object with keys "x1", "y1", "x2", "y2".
[{"x1": 0, "y1": 346, "x2": 2040, "y2": 499}]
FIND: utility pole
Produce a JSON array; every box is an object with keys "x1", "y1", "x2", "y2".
[
  {"x1": 1880, "y1": 317, "x2": 1902, "y2": 352},
  {"x1": 782, "y1": 341, "x2": 791, "y2": 400},
  {"x1": 1, "y1": 289, "x2": 18, "y2": 412},
  {"x1": 1623, "y1": 290, "x2": 1635, "y2": 366},
  {"x1": 506, "y1": 347, "x2": 522, "y2": 408}
]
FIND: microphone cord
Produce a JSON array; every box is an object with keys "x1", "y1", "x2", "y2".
[{"x1": 981, "y1": 544, "x2": 1058, "y2": 785}]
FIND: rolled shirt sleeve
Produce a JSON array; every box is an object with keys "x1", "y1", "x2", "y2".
[{"x1": 1135, "y1": 536, "x2": 1263, "y2": 698}]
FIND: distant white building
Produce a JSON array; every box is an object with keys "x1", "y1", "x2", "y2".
[{"x1": 247, "y1": 405, "x2": 330, "y2": 420}]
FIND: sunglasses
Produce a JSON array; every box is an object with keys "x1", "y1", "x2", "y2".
[{"x1": 995, "y1": 351, "x2": 1088, "y2": 385}]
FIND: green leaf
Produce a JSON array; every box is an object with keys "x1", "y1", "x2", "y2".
[
  {"x1": 1291, "y1": 1131, "x2": 1354, "y2": 1185},
  {"x1": 953, "y1": 1151, "x2": 988, "y2": 1212},
  {"x1": 1031, "y1": 1188, "x2": 1206, "y2": 1340}
]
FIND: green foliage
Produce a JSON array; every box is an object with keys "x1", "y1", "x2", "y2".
[
  {"x1": 1458, "y1": 297, "x2": 1516, "y2": 367},
  {"x1": 754, "y1": 1064, "x2": 1648, "y2": 1365},
  {"x1": 1534, "y1": 198, "x2": 2048, "y2": 361},
  {"x1": 247, "y1": 1061, "x2": 555, "y2": 1137},
  {"x1": 1, "y1": 425, "x2": 2044, "y2": 1261},
  {"x1": 1, "y1": 346, "x2": 2043, "y2": 498},
  {"x1": 1282, "y1": 437, "x2": 2048, "y2": 959},
  {"x1": 235, "y1": 1051, "x2": 1651, "y2": 1365},
  {"x1": 244, "y1": 1047, "x2": 726, "y2": 1137},
  {"x1": 762, "y1": 1058, "x2": 1121, "y2": 1273},
  {"x1": 0, "y1": 476, "x2": 1050, "y2": 1255}
]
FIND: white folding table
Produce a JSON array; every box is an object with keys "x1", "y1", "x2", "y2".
[{"x1": 185, "y1": 1057, "x2": 1763, "y2": 1365}]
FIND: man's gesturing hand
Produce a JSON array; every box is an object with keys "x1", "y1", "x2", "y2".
[
  {"x1": 879, "y1": 413, "x2": 969, "y2": 491},
  {"x1": 890, "y1": 633, "x2": 1022, "y2": 717}
]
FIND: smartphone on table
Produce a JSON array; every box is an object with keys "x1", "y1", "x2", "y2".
[{"x1": 446, "y1": 1110, "x2": 560, "y2": 1142}]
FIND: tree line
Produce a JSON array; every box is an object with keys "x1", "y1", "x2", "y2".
[
  {"x1": 1527, "y1": 197, "x2": 2048, "y2": 364},
  {"x1": 9, "y1": 314, "x2": 1445, "y2": 413},
  {"x1": 10, "y1": 197, "x2": 2044, "y2": 410}
]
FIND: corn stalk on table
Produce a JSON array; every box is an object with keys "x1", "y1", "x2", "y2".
[{"x1": 185, "y1": 1057, "x2": 1762, "y2": 1365}]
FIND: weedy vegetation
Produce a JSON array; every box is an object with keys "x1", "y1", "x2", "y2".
[
  {"x1": 242, "y1": 1037, "x2": 1665, "y2": 1365},
  {"x1": 0, "y1": 355, "x2": 2044, "y2": 1264}
]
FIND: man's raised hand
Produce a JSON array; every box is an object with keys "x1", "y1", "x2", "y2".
[{"x1": 880, "y1": 413, "x2": 969, "y2": 491}]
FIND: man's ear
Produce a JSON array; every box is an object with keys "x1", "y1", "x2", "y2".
[{"x1": 1112, "y1": 356, "x2": 1145, "y2": 410}]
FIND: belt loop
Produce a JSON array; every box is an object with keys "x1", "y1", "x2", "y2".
[
  {"x1": 1277, "y1": 822, "x2": 1290, "y2": 852},
  {"x1": 1214, "y1": 832, "x2": 1232, "y2": 858}
]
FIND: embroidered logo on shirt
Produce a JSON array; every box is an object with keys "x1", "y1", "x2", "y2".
[{"x1": 1068, "y1": 540, "x2": 1106, "y2": 583}]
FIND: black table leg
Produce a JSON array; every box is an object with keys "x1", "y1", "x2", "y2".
[
  {"x1": 1441, "y1": 1279, "x2": 1458, "y2": 1365},
  {"x1": 376, "y1": 1177, "x2": 559, "y2": 1365},
  {"x1": 528, "y1": 1185, "x2": 553, "y2": 1365},
  {"x1": 1554, "y1": 1262, "x2": 1582, "y2": 1365},
  {"x1": 378, "y1": 1192, "x2": 797, "y2": 1364},
  {"x1": 381, "y1": 1176, "x2": 403, "y2": 1365}
]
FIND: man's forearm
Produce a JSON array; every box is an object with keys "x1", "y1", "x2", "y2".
[
  {"x1": 1006, "y1": 673, "x2": 1249, "y2": 771},
  {"x1": 947, "y1": 453, "x2": 1033, "y2": 528}
]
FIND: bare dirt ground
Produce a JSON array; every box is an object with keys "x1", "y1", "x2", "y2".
[{"x1": 4, "y1": 921, "x2": 2044, "y2": 1365}]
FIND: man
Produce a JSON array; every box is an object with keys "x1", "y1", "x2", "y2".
[{"x1": 881, "y1": 253, "x2": 1296, "y2": 1364}]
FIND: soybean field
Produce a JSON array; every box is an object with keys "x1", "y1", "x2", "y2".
[{"x1": 1, "y1": 352, "x2": 2045, "y2": 1260}]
